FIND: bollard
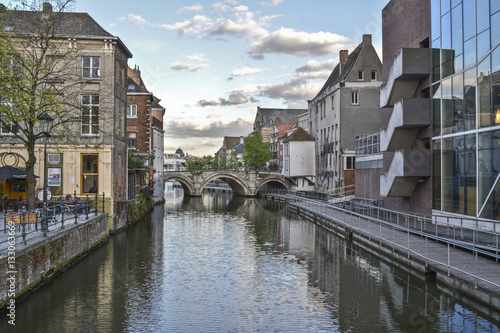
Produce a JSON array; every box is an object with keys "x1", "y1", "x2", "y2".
[
  {"x1": 86, "y1": 195, "x2": 89, "y2": 219},
  {"x1": 21, "y1": 207, "x2": 27, "y2": 245},
  {"x1": 61, "y1": 200, "x2": 65, "y2": 229}
]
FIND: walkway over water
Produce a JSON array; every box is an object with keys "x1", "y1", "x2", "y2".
[
  {"x1": 164, "y1": 170, "x2": 291, "y2": 196},
  {"x1": 261, "y1": 190, "x2": 500, "y2": 310}
]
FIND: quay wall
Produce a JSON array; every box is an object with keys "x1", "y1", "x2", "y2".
[{"x1": 0, "y1": 214, "x2": 109, "y2": 309}]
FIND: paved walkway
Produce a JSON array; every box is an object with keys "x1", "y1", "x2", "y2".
[{"x1": 270, "y1": 194, "x2": 500, "y2": 303}]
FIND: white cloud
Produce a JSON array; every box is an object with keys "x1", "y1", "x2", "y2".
[
  {"x1": 157, "y1": 15, "x2": 212, "y2": 38},
  {"x1": 187, "y1": 53, "x2": 208, "y2": 62},
  {"x1": 295, "y1": 59, "x2": 337, "y2": 79},
  {"x1": 261, "y1": 0, "x2": 283, "y2": 7},
  {"x1": 249, "y1": 28, "x2": 353, "y2": 59},
  {"x1": 178, "y1": 4, "x2": 203, "y2": 12},
  {"x1": 231, "y1": 67, "x2": 263, "y2": 77},
  {"x1": 170, "y1": 61, "x2": 209, "y2": 72},
  {"x1": 118, "y1": 14, "x2": 147, "y2": 27}
]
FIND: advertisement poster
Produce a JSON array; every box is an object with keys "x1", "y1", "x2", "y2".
[{"x1": 48, "y1": 167, "x2": 61, "y2": 187}]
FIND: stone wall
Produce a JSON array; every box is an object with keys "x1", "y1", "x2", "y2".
[{"x1": 0, "y1": 214, "x2": 109, "y2": 309}]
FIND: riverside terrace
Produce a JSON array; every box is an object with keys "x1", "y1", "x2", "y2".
[{"x1": 0, "y1": 193, "x2": 105, "y2": 255}]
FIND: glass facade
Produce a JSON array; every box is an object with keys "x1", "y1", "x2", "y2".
[{"x1": 432, "y1": 0, "x2": 500, "y2": 220}]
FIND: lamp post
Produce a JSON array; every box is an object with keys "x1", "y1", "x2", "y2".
[{"x1": 38, "y1": 113, "x2": 53, "y2": 237}]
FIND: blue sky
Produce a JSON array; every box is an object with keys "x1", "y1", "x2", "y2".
[{"x1": 74, "y1": 0, "x2": 389, "y2": 156}]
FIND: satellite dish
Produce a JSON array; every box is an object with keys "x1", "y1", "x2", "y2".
[{"x1": 37, "y1": 188, "x2": 52, "y2": 201}]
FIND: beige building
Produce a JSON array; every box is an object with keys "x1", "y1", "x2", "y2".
[{"x1": 0, "y1": 4, "x2": 132, "y2": 230}]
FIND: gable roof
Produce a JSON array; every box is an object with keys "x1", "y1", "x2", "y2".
[
  {"x1": 276, "y1": 122, "x2": 295, "y2": 137},
  {"x1": 254, "y1": 107, "x2": 306, "y2": 130},
  {"x1": 284, "y1": 127, "x2": 314, "y2": 142},
  {"x1": 2, "y1": 6, "x2": 132, "y2": 57},
  {"x1": 313, "y1": 42, "x2": 364, "y2": 99}
]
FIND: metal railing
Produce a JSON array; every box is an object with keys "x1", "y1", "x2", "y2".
[{"x1": 0, "y1": 193, "x2": 106, "y2": 254}]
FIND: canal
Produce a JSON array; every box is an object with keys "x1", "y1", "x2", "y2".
[{"x1": 1, "y1": 186, "x2": 499, "y2": 332}]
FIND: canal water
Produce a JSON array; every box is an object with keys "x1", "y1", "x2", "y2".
[{"x1": 1, "y1": 186, "x2": 499, "y2": 332}]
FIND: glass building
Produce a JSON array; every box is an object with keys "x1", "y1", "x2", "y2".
[{"x1": 432, "y1": 0, "x2": 500, "y2": 220}]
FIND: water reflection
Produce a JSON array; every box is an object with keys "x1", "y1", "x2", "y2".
[{"x1": 0, "y1": 188, "x2": 499, "y2": 332}]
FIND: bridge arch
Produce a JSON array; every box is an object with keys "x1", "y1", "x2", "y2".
[
  {"x1": 164, "y1": 174, "x2": 197, "y2": 196},
  {"x1": 255, "y1": 176, "x2": 291, "y2": 193},
  {"x1": 200, "y1": 173, "x2": 250, "y2": 196}
]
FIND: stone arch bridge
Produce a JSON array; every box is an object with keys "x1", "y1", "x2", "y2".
[{"x1": 164, "y1": 170, "x2": 291, "y2": 197}]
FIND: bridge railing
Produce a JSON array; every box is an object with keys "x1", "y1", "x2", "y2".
[{"x1": 178, "y1": 165, "x2": 271, "y2": 172}]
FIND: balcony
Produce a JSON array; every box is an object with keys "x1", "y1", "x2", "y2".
[
  {"x1": 380, "y1": 149, "x2": 431, "y2": 197},
  {"x1": 380, "y1": 99, "x2": 431, "y2": 151},
  {"x1": 380, "y1": 48, "x2": 430, "y2": 108}
]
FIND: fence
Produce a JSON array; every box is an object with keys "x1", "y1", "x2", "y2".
[{"x1": 0, "y1": 193, "x2": 106, "y2": 253}]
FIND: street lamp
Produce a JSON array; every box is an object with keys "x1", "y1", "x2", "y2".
[{"x1": 38, "y1": 113, "x2": 53, "y2": 237}]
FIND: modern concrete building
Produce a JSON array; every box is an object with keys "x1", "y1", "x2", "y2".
[
  {"x1": 0, "y1": 3, "x2": 132, "y2": 230},
  {"x1": 309, "y1": 34, "x2": 384, "y2": 193},
  {"x1": 356, "y1": 0, "x2": 432, "y2": 214}
]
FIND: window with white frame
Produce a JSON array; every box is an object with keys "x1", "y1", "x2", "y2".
[
  {"x1": 82, "y1": 56, "x2": 100, "y2": 78},
  {"x1": 127, "y1": 105, "x2": 137, "y2": 118},
  {"x1": 371, "y1": 70, "x2": 377, "y2": 81},
  {"x1": 345, "y1": 156, "x2": 355, "y2": 170},
  {"x1": 358, "y1": 70, "x2": 364, "y2": 81},
  {"x1": 351, "y1": 91, "x2": 359, "y2": 105},
  {"x1": 81, "y1": 94, "x2": 99, "y2": 135}
]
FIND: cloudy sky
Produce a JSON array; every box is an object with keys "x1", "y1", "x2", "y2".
[{"x1": 75, "y1": 0, "x2": 389, "y2": 156}]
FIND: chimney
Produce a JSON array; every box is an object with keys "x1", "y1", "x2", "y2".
[
  {"x1": 339, "y1": 50, "x2": 348, "y2": 72},
  {"x1": 43, "y1": 2, "x2": 52, "y2": 13},
  {"x1": 362, "y1": 34, "x2": 372, "y2": 45},
  {"x1": 128, "y1": 65, "x2": 141, "y2": 85}
]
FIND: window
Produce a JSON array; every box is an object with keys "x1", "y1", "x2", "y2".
[
  {"x1": 81, "y1": 95, "x2": 99, "y2": 135},
  {"x1": 345, "y1": 156, "x2": 355, "y2": 170},
  {"x1": 81, "y1": 154, "x2": 98, "y2": 194},
  {"x1": 0, "y1": 100, "x2": 17, "y2": 135},
  {"x1": 82, "y1": 56, "x2": 100, "y2": 78},
  {"x1": 127, "y1": 132, "x2": 137, "y2": 150},
  {"x1": 127, "y1": 105, "x2": 137, "y2": 118},
  {"x1": 371, "y1": 70, "x2": 377, "y2": 80},
  {"x1": 358, "y1": 70, "x2": 364, "y2": 81},
  {"x1": 351, "y1": 91, "x2": 359, "y2": 105}
]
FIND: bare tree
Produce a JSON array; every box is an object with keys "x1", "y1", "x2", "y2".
[{"x1": 0, "y1": 1, "x2": 92, "y2": 209}]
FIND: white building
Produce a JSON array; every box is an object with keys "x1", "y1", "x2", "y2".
[
  {"x1": 282, "y1": 127, "x2": 316, "y2": 191},
  {"x1": 164, "y1": 148, "x2": 186, "y2": 171}
]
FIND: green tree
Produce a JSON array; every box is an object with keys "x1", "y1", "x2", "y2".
[
  {"x1": 0, "y1": 1, "x2": 89, "y2": 209},
  {"x1": 243, "y1": 131, "x2": 272, "y2": 169},
  {"x1": 227, "y1": 150, "x2": 239, "y2": 170}
]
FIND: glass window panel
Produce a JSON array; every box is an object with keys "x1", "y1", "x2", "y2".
[
  {"x1": 451, "y1": 4, "x2": 463, "y2": 56},
  {"x1": 441, "y1": 0, "x2": 451, "y2": 14},
  {"x1": 477, "y1": 29, "x2": 490, "y2": 61},
  {"x1": 82, "y1": 57, "x2": 90, "y2": 67},
  {"x1": 453, "y1": 73, "x2": 465, "y2": 132},
  {"x1": 454, "y1": 54, "x2": 464, "y2": 73},
  {"x1": 491, "y1": 11, "x2": 500, "y2": 48},
  {"x1": 81, "y1": 124, "x2": 89, "y2": 134},
  {"x1": 82, "y1": 95, "x2": 89, "y2": 104},
  {"x1": 431, "y1": 0, "x2": 441, "y2": 40},
  {"x1": 492, "y1": 0, "x2": 500, "y2": 14},
  {"x1": 432, "y1": 38, "x2": 441, "y2": 67},
  {"x1": 442, "y1": 59, "x2": 454, "y2": 78},
  {"x1": 451, "y1": 0, "x2": 461, "y2": 8},
  {"x1": 478, "y1": 130, "x2": 500, "y2": 220},
  {"x1": 478, "y1": 56, "x2": 492, "y2": 127},
  {"x1": 476, "y1": 0, "x2": 489, "y2": 33},
  {"x1": 464, "y1": 37, "x2": 476, "y2": 68},
  {"x1": 433, "y1": 139, "x2": 442, "y2": 210},
  {"x1": 433, "y1": 83, "x2": 442, "y2": 136},
  {"x1": 442, "y1": 78, "x2": 453, "y2": 134},
  {"x1": 442, "y1": 137, "x2": 456, "y2": 213},
  {"x1": 463, "y1": 0, "x2": 475, "y2": 41},
  {"x1": 463, "y1": 68, "x2": 477, "y2": 130},
  {"x1": 441, "y1": 12, "x2": 452, "y2": 51},
  {"x1": 492, "y1": 51, "x2": 500, "y2": 125}
]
